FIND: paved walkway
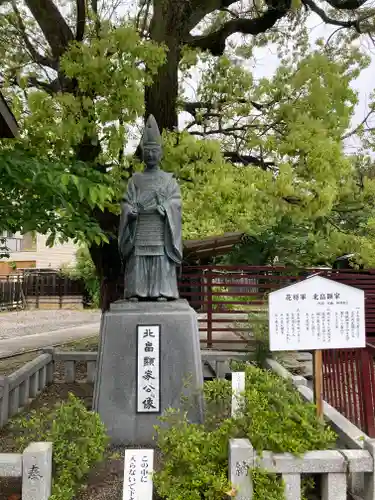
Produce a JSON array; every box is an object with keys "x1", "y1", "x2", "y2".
[
  {"x1": 0, "y1": 309, "x2": 248, "y2": 358},
  {"x1": 0, "y1": 309, "x2": 101, "y2": 340},
  {"x1": 0, "y1": 310, "x2": 101, "y2": 358}
]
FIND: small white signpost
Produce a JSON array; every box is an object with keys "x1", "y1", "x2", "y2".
[
  {"x1": 123, "y1": 449, "x2": 154, "y2": 500},
  {"x1": 268, "y1": 275, "x2": 365, "y2": 419},
  {"x1": 137, "y1": 325, "x2": 161, "y2": 413},
  {"x1": 231, "y1": 372, "x2": 246, "y2": 417}
]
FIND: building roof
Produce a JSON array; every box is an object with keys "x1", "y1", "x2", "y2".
[
  {"x1": 0, "y1": 91, "x2": 18, "y2": 138},
  {"x1": 183, "y1": 232, "x2": 244, "y2": 260}
]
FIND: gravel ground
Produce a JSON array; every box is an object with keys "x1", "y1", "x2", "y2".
[{"x1": 0, "y1": 309, "x2": 101, "y2": 340}]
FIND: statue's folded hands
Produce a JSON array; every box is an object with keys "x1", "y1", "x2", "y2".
[
  {"x1": 157, "y1": 204, "x2": 166, "y2": 217},
  {"x1": 128, "y1": 209, "x2": 138, "y2": 219}
]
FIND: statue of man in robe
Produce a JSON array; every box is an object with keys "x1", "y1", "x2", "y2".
[{"x1": 118, "y1": 115, "x2": 182, "y2": 300}]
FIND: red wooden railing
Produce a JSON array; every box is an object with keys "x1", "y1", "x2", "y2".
[
  {"x1": 322, "y1": 344, "x2": 375, "y2": 437},
  {"x1": 180, "y1": 265, "x2": 375, "y2": 435},
  {"x1": 179, "y1": 266, "x2": 375, "y2": 347}
]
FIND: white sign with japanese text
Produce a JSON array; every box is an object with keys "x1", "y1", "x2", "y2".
[
  {"x1": 123, "y1": 449, "x2": 154, "y2": 500},
  {"x1": 137, "y1": 325, "x2": 160, "y2": 413},
  {"x1": 269, "y1": 276, "x2": 365, "y2": 351},
  {"x1": 231, "y1": 372, "x2": 245, "y2": 417}
]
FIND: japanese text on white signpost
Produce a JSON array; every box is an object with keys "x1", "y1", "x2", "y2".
[
  {"x1": 123, "y1": 449, "x2": 154, "y2": 500},
  {"x1": 269, "y1": 276, "x2": 365, "y2": 351}
]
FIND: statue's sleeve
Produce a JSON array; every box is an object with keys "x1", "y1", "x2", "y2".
[
  {"x1": 118, "y1": 178, "x2": 137, "y2": 260},
  {"x1": 163, "y1": 176, "x2": 183, "y2": 264}
]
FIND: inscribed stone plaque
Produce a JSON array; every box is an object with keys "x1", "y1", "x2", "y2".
[
  {"x1": 123, "y1": 449, "x2": 154, "y2": 500},
  {"x1": 269, "y1": 276, "x2": 365, "y2": 351},
  {"x1": 231, "y1": 372, "x2": 245, "y2": 417},
  {"x1": 137, "y1": 325, "x2": 161, "y2": 413}
]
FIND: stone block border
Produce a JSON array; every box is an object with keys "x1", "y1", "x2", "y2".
[
  {"x1": 1, "y1": 349, "x2": 373, "y2": 498},
  {"x1": 229, "y1": 437, "x2": 375, "y2": 500},
  {"x1": 0, "y1": 348, "x2": 249, "y2": 429},
  {"x1": 265, "y1": 356, "x2": 371, "y2": 497},
  {"x1": 0, "y1": 442, "x2": 52, "y2": 500}
]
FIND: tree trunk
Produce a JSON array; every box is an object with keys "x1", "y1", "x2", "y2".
[
  {"x1": 145, "y1": 0, "x2": 184, "y2": 131},
  {"x1": 89, "y1": 235, "x2": 123, "y2": 312},
  {"x1": 144, "y1": 42, "x2": 180, "y2": 131},
  {"x1": 76, "y1": 141, "x2": 123, "y2": 312}
]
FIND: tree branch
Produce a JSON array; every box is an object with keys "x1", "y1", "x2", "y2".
[
  {"x1": 302, "y1": 0, "x2": 362, "y2": 29},
  {"x1": 186, "y1": 7, "x2": 290, "y2": 55},
  {"x1": 24, "y1": 0, "x2": 74, "y2": 58},
  {"x1": 11, "y1": 1, "x2": 58, "y2": 70},
  {"x1": 224, "y1": 151, "x2": 276, "y2": 169},
  {"x1": 183, "y1": 99, "x2": 272, "y2": 117},
  {"x1": 26, "y1": 76, "x2": 58, "y2": 94},
  {"x1": 75, "y1": 0, "x2": 86, "y2": 42},
  {"x1": 91, "y1": 0, "x2": 98, "y2": 14},
  {"x1": 185, "y1": 0, "x2": 240, "y2": 34},
  {"x1": 191, "y1": 125, "x2": 249, "y2": 136},
  {"x1": 324, "y1": 0, "x2": 368, "y2": 10},
  {"x1": 341, "y1": 109, "x2": 375, "y2": 140}
]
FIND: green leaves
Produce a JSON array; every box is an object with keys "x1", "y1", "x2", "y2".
[
  {"x1": 61, "y1": 246, "x2": 100, "y2": 307},
  {"x1": 15, "y1": 22, "x2": 165, "y2": 162},
  {"x1": 12, "y1": 393, "x2": 109, "y2": 500},
  {"x1": 0, "y1": 146, "x2": 117, "y2": 245},
  {"x1": 154, "y1": 365, "x2": 336, "y2": 500}
]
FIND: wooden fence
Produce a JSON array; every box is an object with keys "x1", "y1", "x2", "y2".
[
  {"x1": 0, "y1": 274, "x2": 24, "y2": 310},
  {"x1": 322, "y1": 342, "x2": 375, "y2": 438},
  {"x1": 0, "y1": 272, "x2": 84, "y2": 310},
  {"x1": 179, "y1": 266, "x2": 375, "y2": 347}
]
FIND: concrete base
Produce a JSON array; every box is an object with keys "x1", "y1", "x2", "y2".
[{"x1": 93, "y1": 299, "x2": 204, "y2": 445}]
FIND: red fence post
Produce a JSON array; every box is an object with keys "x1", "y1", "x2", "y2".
[
  {"x1": 206, "y1": 272, "x2": 213, "y2": 349},
  {"x1": 360, "y1": 348, "x2": 375, "y2": 437}
]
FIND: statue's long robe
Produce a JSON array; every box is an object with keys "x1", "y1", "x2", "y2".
[{"x1": 118, "y1": 168, "x2": 182, "y2": 299}]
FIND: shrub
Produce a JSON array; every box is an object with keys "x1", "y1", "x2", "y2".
[
  {"x1": 154, "y1": 365, "x2": 336, "y2": 500},
  {"x1": 61, "y1": 246, "x2": 100, "y2": 307},
  {"x1": 247, "y1": 311, "x2": 271, "y2": 366},
  {"x1": 12, "y1": 393, "x2": 109, "y2": 500}
]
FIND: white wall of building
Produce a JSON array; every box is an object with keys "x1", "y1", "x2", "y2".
[
  {"x1": 34, "y1": 234, "x2": 78, "y2": 269},
  {"x1": 1, "y1": 232, "x2": 78, "y2": 269}
]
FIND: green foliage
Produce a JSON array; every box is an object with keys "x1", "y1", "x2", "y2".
[
  {"x1": 0, "y1": 16, "x2": 165, "y2": 245},
  {"x1": 248, "y1": 312, "x2": 271, "y2": 366},
  {"x1": 21, "y1": 23, "x2": 165, "y2": 161},
  {"x1": 0, "y1": 146, "x2": 115, "y2": 245},
  {"x1": 1, "y1": 0, "x2": 375, "y2": 270},
  {"x1": 154, "y1": 365, "x2": 336, "y2": 500},
  {"x1": 250, "y1": 468, "x2": 285, "y2": 500},
  {"x1": 61, "y1": 247, "x2": 100, "y2": 307},
  {"x1": 11, "y1": 393, "x2": 109, "y2": 500}
]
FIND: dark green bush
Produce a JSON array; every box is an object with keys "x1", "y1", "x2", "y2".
[
  {"x1": 12, "y1": 393, "x2": 109, "y2": 500},
  {"x1": 61, "y1": 246, "x2": 100, "y2": 307},
  {"x1": 154, "y1": 365, "x2": 336, "y2": 500}
]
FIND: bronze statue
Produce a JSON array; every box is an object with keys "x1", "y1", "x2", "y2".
[{"x1": 118, "y1": 115, "x2": 182, "y2": 300}]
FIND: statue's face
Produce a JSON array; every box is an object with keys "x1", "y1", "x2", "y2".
[{"x1": 143, "y1": 145, "x2": 162, "y2": 168}]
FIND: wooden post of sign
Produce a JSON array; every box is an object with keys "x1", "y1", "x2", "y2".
[{"x1": 313, "y1": 349, "x2": 323, "y2": 421}]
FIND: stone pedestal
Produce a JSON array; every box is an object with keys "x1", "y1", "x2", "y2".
[{"x1": 93, "y1": 299, "x2": 204, "y2": 445}]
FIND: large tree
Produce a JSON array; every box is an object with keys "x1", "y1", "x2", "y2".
[{"x1": 1, "y1": 0, "x2": 375, "y2": 308}]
